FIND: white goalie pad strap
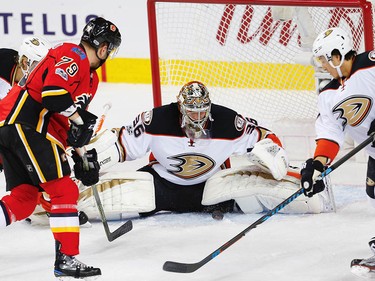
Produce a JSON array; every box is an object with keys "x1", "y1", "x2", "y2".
[
  {"x1": 247, "y1": 139, "x2": 288, "y2": 180},
  {"x1": 78, "y1": 171, "x2": 155, "y2": 220},
  {"x1": 202, "y1": 165, "x2": 332, "y2": 214}
]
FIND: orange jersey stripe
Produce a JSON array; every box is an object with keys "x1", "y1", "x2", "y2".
[
  {"x1": 266, "y1": 133, "x2": 283, "y2": 147},
  {"x1": 314, "y1": 139, "x2": 340, "y2": 163}
]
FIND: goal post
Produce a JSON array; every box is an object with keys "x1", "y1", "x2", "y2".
[{"x1": 147, "y1": 0, "x2": 374, "y2": 161}]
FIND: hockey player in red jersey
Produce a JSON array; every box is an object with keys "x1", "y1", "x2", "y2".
[
  {"x1": 300, "y1": 27, "x2": 375, "y2": 278},
  {"x1": 0, "y1": 37, "x2": 91, "y2": 226},
  {"x1": 0, "y1": 17, "x2": 121, "y2": 279}
]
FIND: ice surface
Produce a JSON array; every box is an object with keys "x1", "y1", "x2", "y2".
[{"x1": 0, "y1": 83, "x2": 373, "y2": 281}]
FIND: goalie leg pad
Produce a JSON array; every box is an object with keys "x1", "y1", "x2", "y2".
[
  {"x1": 78, "y1": 171, "x2": 155, "y2": 220},
  {"x1": 202, "y1": 165, "x2": 326, "y2": 214}
]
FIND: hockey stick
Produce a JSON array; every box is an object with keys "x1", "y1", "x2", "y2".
[
  {"x1": 93, "y1": 102, "x2": 112, "y2": 137},
  {"x1": 78, "y1": 103, "x2": 133, "y2": 241},
  {"x1": 163, "y1": 132, "x2": 375, "y2": 273},
  {"x1": 91, "y1": 183, "x2": 133, "y2": 242}
]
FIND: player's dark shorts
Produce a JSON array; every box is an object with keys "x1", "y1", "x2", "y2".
[
  {"x1": 0, "y1": 124, "x2": 71, "y2": 191},
  {"x1": 138, "y1": 164, "x2": 234, "y2": 216}
]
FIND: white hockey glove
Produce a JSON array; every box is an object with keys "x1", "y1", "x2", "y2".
[{"x1": 247, "y1": 138, "x2": 288, "y2": 180}]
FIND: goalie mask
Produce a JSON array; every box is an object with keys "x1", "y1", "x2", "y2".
[
  {"x1": 18, "y1": 36, "x2": 51, "y2": 76},
  {"x1": 177, "y1": 81, "x2": 213, "y2": 139}
]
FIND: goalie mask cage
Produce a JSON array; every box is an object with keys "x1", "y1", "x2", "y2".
[{"x1": 147, "y1": 0, "x2": 374, "y2": 163}]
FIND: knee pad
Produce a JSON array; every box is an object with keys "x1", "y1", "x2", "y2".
[{"x1": 2, "y1": 184, "x2": 39, "y2": 221}]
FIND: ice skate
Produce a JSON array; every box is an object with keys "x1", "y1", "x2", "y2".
[
  {"x1": 54, "y1": 243, "x2": 101, "y2": 280},
  {"x1": 351, "y1": 238, "x2": 375, "y2": 279}
]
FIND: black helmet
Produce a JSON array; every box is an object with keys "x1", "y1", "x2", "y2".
[{"x1": 81, "y1": 17, "x2": 121, "y2": 57}]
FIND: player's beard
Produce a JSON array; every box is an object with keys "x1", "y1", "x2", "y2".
[
  {"x1": 90, "y1": 59, "x2": 106, "y2": 70},
  {"x1": 91, "y1": 50, "x2": 108, "y2": 70}
]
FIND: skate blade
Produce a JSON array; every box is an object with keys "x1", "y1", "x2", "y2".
[
  {"x1": 55, "y1": 275, "x2": 101, "y2": 280},
  {"x1": 351, "y1": 265, "x2": 375, "y2": 279}
]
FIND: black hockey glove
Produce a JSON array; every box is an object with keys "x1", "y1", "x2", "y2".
[
  {"x1": 71, "y1": 148, "x2": 100, "y2": 186},
  {"x1": 300, "y1": 158, "x2": 326, "y2": 197},
  {"x1": 67, "y1": 109, "x2": 98, "y2": 148},
  {"x1": 367, "y1": 119, "x2": 375, "y2": 147}
]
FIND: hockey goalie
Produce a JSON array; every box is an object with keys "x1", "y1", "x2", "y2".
[
  {"x1": 69, "y1": 163, "x2": 335, "y2": 222},
  {"x1": 30, "y1": 159, "x2": 335, "y2": 224},
  {"x1": 30, "y1": 81, "x2": 335, "y2": 223}
]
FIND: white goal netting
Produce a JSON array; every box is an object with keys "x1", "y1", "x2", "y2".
[{"x1": 148, "y1": 1, "x2": 374, "y2": 162}]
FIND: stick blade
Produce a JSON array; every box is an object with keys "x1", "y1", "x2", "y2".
[
  {"x1": 107, "y1": 220, "x2": 133, "y2": 242},
  {"x1": 163, "y1": 261, "x2": 201, "y2": 273}
]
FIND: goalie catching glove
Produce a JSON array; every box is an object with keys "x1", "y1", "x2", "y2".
[
  {"x1": 72, "y1": 148, "x2": 100, "y2": 186},
  {"x1": 247, "y1": 138, "x2": 288, "y2": 180},
  {"x1": 67, "y1": 108, "x2": 98, "y2": 148},
  {"x1": 300, "y1": 158, "x2": 326, "y2": 197}
]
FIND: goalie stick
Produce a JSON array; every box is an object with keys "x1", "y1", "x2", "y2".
[
  {"x1": 78, "y1": 102, "x2": 133, "y2": 241},
  {"x1": 163, "y1": 132, "x2": 375, "y2": 273}
]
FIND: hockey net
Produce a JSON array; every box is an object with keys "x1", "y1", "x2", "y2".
[{"x1": 147, "y1": 0, "x2": 374, "y2": 164}]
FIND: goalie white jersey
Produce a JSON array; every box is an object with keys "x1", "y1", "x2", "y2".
[{"x1": 118, "y1": 102, "x2": 277, "y2": 185}]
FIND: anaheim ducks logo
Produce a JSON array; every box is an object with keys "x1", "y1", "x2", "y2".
[
  {"x1": 167, "y1": 153, "x2": 215, "y2": 179},
  {"x1": 332, "y1": 96, "x2": 372, "y2": 127},
  {"x1": 30, "y1": 38, "x2": 41, "y2": 46},
  {"x1": 323, "y1": 29, "x2": 333, "y2": 38}
]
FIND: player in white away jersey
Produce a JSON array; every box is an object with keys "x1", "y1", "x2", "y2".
[{"x1": 299, "y1": 27, "x2": 375, "y2": 278}]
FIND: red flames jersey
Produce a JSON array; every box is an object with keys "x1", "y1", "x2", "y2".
[{"x1": 0, "y1": 43, "x2": 98, "y2": 149}]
